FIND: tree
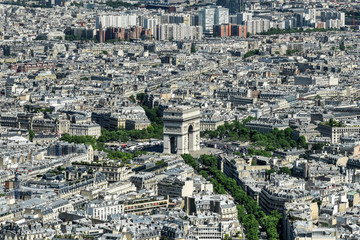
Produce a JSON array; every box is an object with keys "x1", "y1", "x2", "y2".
[
  {"x1": 199, "y1": 170, "x2": 208, "y2": 178},
  {"x1": 312, "y1": 143, "x2": 325, "y2": 151},
  {"x1": 243, "y1": 214, "x2": 259, "y2": 240},
  {"x1": 339, "y1": 44, "x2": 345, "y2": 51},
  {"x1": 136, "y1": 93, "x2": 145, "y2": 102},
  {"x1": 224, "y1": 234, "x2": 232, "y2": 240},
  {"x1": 278, "y1": 167, "x2": 292, "y2": 176},
  {"x1": 326, "y1": 118, "x2": 344, "y2": 127},
  {"x1": 29, "y1": 130, "x2": 35, "y2": 142},
  {"x1": 265, "y1": 169, "x2": 276, "y2": 179},
  {"x1": 258, "y1": 27, "x2": 339, "y2": 36},
  {"x1": 35, "y1": 35, "x2": 47, "y2": 40},
  {"x1": 244, "y1": 49, "x2": 260, "y2": 59},
  {"x1": 298, "y1": 136, "x2": 308, "y2": 149},
  {"x1": 65, "y1": 35, "x2": 81, "y2": 41},
  {"x1": 242, "y1": 116, "x2": 256, "y2": 124},
  {"x1": 105, "y1": 0, "x2": 139, "y2": 8},
  {"x1": 192, "y1": 153, "x2": 282, "y2": 240},
  {"x1": 155, "y1": 160, "x2": 165, "y2": 166},
  {"x1": 129, "y1": 95, "x2": 136, "y2": 103},
  {"x1": 182, "y1": 154, "x2": 199, "y2": 171},
  {"x1": 191, "y1": 44, "x2": 196, "y2": 53},
  {"x1": 329, "y1": 118, "x2": 335, "y2": 126},
  {"x1": 284, "y1": 128, "x2": 293, "y2": 137}
]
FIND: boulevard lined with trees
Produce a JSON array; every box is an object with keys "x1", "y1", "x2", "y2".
[{"x1": 182, "y1": 154, "x2": 282, "y2": 240}]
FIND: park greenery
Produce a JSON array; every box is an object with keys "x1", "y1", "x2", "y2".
[
  {"x1": 182, "y1": 154, "x2": 282, "y2": 240},
  {"x1": 201, "y1": 118, "x2": 308, "y2": 154}
]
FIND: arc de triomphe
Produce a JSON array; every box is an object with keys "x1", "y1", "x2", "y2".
[{"x1": 163, "y1": 106, "x2": 201, "y2": 154}]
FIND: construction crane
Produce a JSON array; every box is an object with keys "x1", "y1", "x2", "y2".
[{"x1": 354, "y1": 10, "x2": 356, "y2": 28}]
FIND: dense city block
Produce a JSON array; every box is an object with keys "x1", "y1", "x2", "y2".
[{"x1": 0, "y1": 0, "x2": 360, "y2": 239}]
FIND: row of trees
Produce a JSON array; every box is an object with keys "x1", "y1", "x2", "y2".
[
  {"x1": 234, "y1": 148, "x2": 272, "y2": 158},
  {"x1": 6, "y1": 0, "x2": 53, "y2": 8},
  {"x1": 182, "y1": 154, "x2": 282, "y2": 240},
  {"x1": 104, "y1": 0, "x2": 140, "y2": 8},
  {"x1": 64, "y1": 35, "x2": 97, "y2": 42},
  {"x1": 60, "y1": 134, "x2": 97, "y2": 148},
  {"x1": 201, "y1": 118, "x2": 307, "y2": 151},
  {"x1": 247, "y1": 148, "x2": 272, "y2": 157},
  {"x1": 259, "y1": 27, "x2": 340, "y2": 36}
]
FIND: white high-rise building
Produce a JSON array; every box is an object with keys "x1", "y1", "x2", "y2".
[
  {"x1": 237, "y1": 12, "x2": 253, "y2": 24},
  {"x1": 215, "y1": 7, "x2": 229, "y2": 25},
  {"x1": 245, "y1": 18, "x2": 270, "y2": 34},
  {"x1": 96, "y1": 15, "x2": 137, "y2": 29},
  {"x1": 304, "y1": 8, "x2": 316, "y2": 24},
  {"x1": 326, "y1": 19, "x2": 343, "y2": 29},
  {"x1": 199, "y1": 6, "x2": 229, "y2": 34},
  {"x1": 320, "y1": 11, "x2": 345, "y2": 28},
  {"x1": 199, "y1": 7, "x2": 215, "y2": 34},
  {"x1": 156, "y1": 24, "x2": 202, "y2": 41},
  {"x1": 143, "y1": 18, "x2": 158, "y2": 36}
]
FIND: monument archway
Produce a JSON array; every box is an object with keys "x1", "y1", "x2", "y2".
[{"x1": 163, "y1": 106, "x2": 200, "y2": 154}]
